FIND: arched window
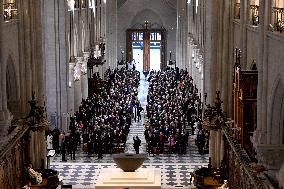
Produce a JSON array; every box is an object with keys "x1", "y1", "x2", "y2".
[
  {"x1": 249, "y1": 0, "x2": 259, "y2": 26},
  {"x1": 234, "y1": 0, "x2": 241, "y2": 19},
  {"x1": 3, "y1": 0, "x2": 18, "y2": 21},
  {"x1": 272, "y1": 0, "x2": 284, "y2": 32}
]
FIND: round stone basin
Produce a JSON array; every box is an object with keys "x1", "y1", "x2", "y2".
[{"x1": 112, "y1": 153, "x2": 146, "y2": 172}]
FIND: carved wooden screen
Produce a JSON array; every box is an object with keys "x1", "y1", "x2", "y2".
[
  {"x1": 232, "y1": 63, "x2": 258, "y2": 160},
  {"x1": 241, "y1": 70, "x2": 258, "y2": 160}
]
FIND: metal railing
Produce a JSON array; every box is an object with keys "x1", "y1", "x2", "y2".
[{"x1": 222, "y1": 125, "x2": 269, "y2": 189}]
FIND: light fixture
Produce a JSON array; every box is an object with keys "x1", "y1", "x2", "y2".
[
  {"x1": 3, "y1": 1, "x2": 18, "y2": 21},
  {"x1": 67, "y1": 0, "x2": 75, "y2": 11}
]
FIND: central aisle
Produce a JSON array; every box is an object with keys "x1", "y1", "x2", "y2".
[{"x1": 124, "y1": 78, "x2": 148, "y2": 154}]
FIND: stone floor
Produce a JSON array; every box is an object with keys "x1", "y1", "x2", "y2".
[{"x1": 50, "y1": 78, "x2": 209, "y2": 189}]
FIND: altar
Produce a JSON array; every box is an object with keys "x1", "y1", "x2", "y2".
[{"x1": 95, "y1": 168, "x2": 161, "y2": 189}]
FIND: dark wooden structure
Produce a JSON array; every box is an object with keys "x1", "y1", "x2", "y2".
[{"x1": 232, "y1": 54, "x2": 258, "y2": 160}]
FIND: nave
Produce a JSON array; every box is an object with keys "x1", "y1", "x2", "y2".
[{"x1": 50, "y1": 77, "x2": 209, "y2": 189}]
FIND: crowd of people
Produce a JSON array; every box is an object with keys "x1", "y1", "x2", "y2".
[
  {"x1": 46, "y1": 65, "x2": 210, "y2": 160},
  {"x1": 144, "y1": 68, "x2": 208, "y2": 155},
  {"x1": 46, "y1": 67, "x2": 141, "y2": 160},
  {"x1": 70, "y1": 67, "x2": 140, "y2": 159}
]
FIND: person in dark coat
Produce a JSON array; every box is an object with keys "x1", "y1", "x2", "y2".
[
  {"x1": 137, "y1": 105, "x2": 144, "y2": 122},
  {"x1": 96, "y1": 135, "x2": 103, "y2": 159},
  {"x1": 61, "y1": 139, "x2": 67, "y2": 162},
  {"x1": 133, "y1": 135, "x2": 141, "y2": 154},
  {"x1": 69, "y1": 133, "x2": 77, "y2": 160}
]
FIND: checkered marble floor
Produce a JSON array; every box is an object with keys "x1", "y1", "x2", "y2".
[{"x1": 51, "y1": 79, "x2": 209, "y2": 189}]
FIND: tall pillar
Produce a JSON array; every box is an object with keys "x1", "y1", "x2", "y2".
[
  {"x1": 74, "y1": 58, "x2": 82, "y2": 111},
  {"x1": 43, "y1": 0, "x2": 68, "y2": 130},
  {"x1": 204, "y1": 0, "x2": 213, "y2": 103},
  {"x1": 68, "y1": 62, "x2": 75, "y2": 114},
  {"x1": 106, "y1": 0, "x2": 117, "y2": 69},
  {"x1": 257, "y1": 0, "x2": 268, "y2": 144},
  {"x1": 0, "y1": 0, "x2": 11, "y2": 137},
  {"x1": 82, "y1": 52, "x2": 89, "y2": 99},
  {"x1": 240, "y1": 0, "x2": 248, "y2": 68}
]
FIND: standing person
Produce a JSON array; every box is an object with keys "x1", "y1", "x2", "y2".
[
  {"x1": 137, "y1": 105, "x2": 144, "y2": 122},
  {"x1": 59, "y1": 132, "x2": 65, "y2": 154},
  {"x1": 46, "y1": 132, "x2": 53, "y2": 150},
  {"x1": 69, "y1": 132, "x2": 77, "y2": 160},
  {"x1": 61, "y1": 139, "x2": 67, "y2": 162},
  {"x1": 133, "y1": 135, "x2": 141, "y2": 154},
  {"x1": 96, "y1": 135, "x2": 103, "y2": 159}
]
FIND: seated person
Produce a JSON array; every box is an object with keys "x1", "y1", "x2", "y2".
[{"x1": 27, "y1": 163, "x2": 43, "y2": 184}]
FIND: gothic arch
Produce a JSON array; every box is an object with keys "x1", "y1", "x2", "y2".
[
  {"x1": 130, "y1": 9, "x2": 164, "y2": 29},
  {"x1": 270, "y1": 77, "x2": 284, "y2": 145},
  {"x1": 5, "y1": 55, "x2": 19, "y2": 116}
]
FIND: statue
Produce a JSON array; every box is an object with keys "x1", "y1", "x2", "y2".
[
  {"x1": 27, "y1": 91, "x2": 47, "y2": 126},
  {"x1": 27, "y1": 163, "x2": 43, "y2": 184}
]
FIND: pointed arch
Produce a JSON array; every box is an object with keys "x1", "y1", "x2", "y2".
[
  {"x1": 130, "y1": 8, "x2": 164, "y2": 29},
  {"x1": 270, "y1": 77, "x2": 284, "y2": 145}
]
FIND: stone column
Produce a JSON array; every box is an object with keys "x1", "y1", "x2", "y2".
[
  {"x1": 204, "y1": 0, "x2": 213, "y2": 104},
  {"x1": 43, "y1": 0, "x2": 68, "y2": 130},
  {"x1": 240, "y1": 0, "x2": 248, "y2": 68},
  {"x1": 256, "y1": 0, "x2": 268, "y2": 145},
  {"x1": 81, "y1": 52, "x2": 89, "y2": 99},
  {"x1": 220, "y1": 0, "x2": 231, "y2": 114},
  {"x1": 0, "y1": 0, "x2": 11, "y2": 137},
  {"x1": 106, "y1": 0, "x2": 117, "y2": 69},
  {"x1": 68, "y1": 62, "x2": 75, "y2": 115},
  {"x1": 74, "y1": 58, "x2": 83, "y2": 111}
]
